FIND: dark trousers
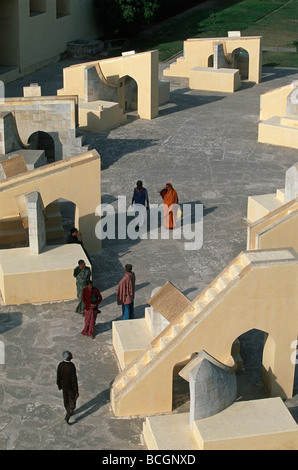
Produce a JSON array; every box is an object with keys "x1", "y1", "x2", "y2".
[
  {"x1": 63, "y1": 389, "x2": 77, "y2": 417},
  {"x1": 122, "y1": 302, "x2": 134, "y2": 320}
]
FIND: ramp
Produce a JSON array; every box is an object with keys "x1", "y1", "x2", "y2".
[{"x1": 111, "y1": 249, "x2": 298, "y2": 416}]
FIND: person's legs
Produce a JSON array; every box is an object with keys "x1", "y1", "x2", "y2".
[
  {"x1": 63, "y1": 389, "x2": 77, "y2": 423},
  {"x1": 128, "y1": 302, "x2": 134, "y2": 319},
  {"x1": 122, "y1": 304, "x2": 130, "y2": 320},
  {"x1": 81, "y1": 308, "x2": 92, "y2": 336}
]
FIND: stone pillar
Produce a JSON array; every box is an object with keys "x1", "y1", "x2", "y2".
[
  {"x1": 285, "y1": 162, "x2": 298, "y2": 203},
  {"x1": 25, "y1": 191, "x2": 46, "y2": 254},
  {"x1": 213, "y1": 43, "x2": 229, "y2": 69}
]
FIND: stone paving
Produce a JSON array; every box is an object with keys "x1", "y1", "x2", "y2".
[{"x1": 0, "y1": 59, "x2": 298, "y2": 450}]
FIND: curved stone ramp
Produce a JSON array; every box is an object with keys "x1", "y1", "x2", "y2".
[
  {"x1": 179, "y1": 350, "x2": 237, "y2": 424},
  {"x1": 94, "y1": 62, "x2": 118, "y2": 88},
  {"x1": 111, "y1": 248, "x2": 298, "y2": 417},
  {"x1": 0, "y1": 111, "x2": 30, "y2": 153}
]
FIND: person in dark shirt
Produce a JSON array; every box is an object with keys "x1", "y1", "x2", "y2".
[
  {"x1": 57, "y1": 351, "x2": 79, "y2": 424},
  {"x1": 132, "y1": 181, "x2": 149, "y2": 209},
  {"x1": 67, "y1": 227, "x2": 92, "y2": 265},
  {"x1": 67, "y1": 227, "x2": 83, "y2": 245},
  {"x1": 73, "y1": 259, "x2": 91, "y2": 314},
  {"x1": 131, "y1": 180, "x2": 149, "y2": 229}
]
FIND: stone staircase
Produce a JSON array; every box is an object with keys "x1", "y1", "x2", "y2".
[
  {"x1": 111, "y1": 252, "x2": 251, "y2": 414},
  {"x1": 63, "y1": 129, "x2": 89, "y2": 158},
  {"x1": 163, "y1": 57, "x2": 187, "y2": 77},
  {"x1": 0, "y1": 202, "x2": 64, "y2": 245}
]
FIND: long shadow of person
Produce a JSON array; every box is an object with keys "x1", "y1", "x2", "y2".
[{"x1": 72, "y1": 388, "x2": 110, "y2": 424}]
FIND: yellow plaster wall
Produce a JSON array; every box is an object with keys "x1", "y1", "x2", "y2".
[
  {"x1": 258, "y1": 83, "x2": 298, "y2": 149},
  {"x1": 259, "y1": 84, "x2": 293, "y2": 121},
  {"x1": 111, "y1": 250, "x2": 298, "y2": 416},
  {"x1": 247, "y1": 199, "x2": 298, "y2": 251},
  {"x1": 189, "y1": 67, "x2": 242, "y2": 93},
  {"x1": 0, "y1": 150, "x2": 101, "y2": 252},
  {"x1": 58, "y1": 51, "x2": 160, "y2": 121},
  {"x1": 247, "y1": 192, "x2": 285, "y2": 223},
  {"x1": 258, "y1": 117, "x2": 298, "y2": 149},
  {"x1": 164, "y1": 36, "x2": 262, "y2": 84},
  {"x1": 143, "y1": 398, "x2": 298, "y2": 450},
  {"x1": 0, "y1": 243, "x2": 85, "y2": 305},
  {"x1": 17, "y1": 0, "x2": 99, "y2": 73}
]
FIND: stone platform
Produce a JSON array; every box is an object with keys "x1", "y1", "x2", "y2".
[
  {"x1": 144, "y1": 398, "x2": 298, "y2": 450},
  {"x1": 0, "y1": 244, "x2": 85, "y2": 305}
]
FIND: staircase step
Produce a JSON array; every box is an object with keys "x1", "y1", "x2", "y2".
[
  {"x1": 160, "y1": 336, "x2": 172, "y2": 348},
  {"x1": 229, "y1": 264, "x2": 243, "y2": 277},
  {"x1": 203, "y1": 287, "x2": 219, "y2": 301},
  {"x1": 182, "y1": 311, "x2": 195, "y2": 325},
  {"x1": 216, "y1": 275, "x2": 230, "y2": 289},
  {"x1": 171, "y1": 324, "x2": 184, "y2": 336}
]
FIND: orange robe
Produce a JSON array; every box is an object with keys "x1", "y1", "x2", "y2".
[{"x1": 160, "y1": 183, "x2": 178, "y2": 229}]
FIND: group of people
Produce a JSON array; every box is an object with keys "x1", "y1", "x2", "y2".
[
  {"x1": 73, "y1": 259, "x2": 102, "y2": 339},
  {"x1": 57, "y1": 180, "x2": 177, "y2": 424},
  {"x1": 73, "y1": 259, "x2": 136, "y2": 339},
  {"x1": 57, "y1": 261, "x2": 136, "y2": 424},
  {"x1": 132, "y1": 180, "x2": 179, "y2": 230}
]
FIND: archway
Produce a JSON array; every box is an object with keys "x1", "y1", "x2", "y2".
[
  {"x1": 28, "y1": 131, "x2": 55, "y2": 163},
  {"x1": 118, "y1": 75, "x2": 138, "y2": 114},
  {"x1": 171, "y1": 329, "x2": 271, "y2": 414},
  {"x1": 172, "y1": 355, "x2": 191, "y2": 412},
  {"x1": 236, "y1": 329, "x2": 269, "y2": 401},
  {"x1": 44, "y1": 198, "x2": 77, "y2": 244},
  {"x1": 207, "y1": 54, "x2": 214, "y2": 68},
  {"x1": 232, "y1": 47, "x2": 249, "y2": 80}
]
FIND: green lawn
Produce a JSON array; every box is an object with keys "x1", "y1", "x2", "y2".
[{"x1": 131, "y1": 0, "x2": 298, "y2": 66}]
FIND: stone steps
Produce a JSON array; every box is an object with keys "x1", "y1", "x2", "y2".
[{"x1": 112, "y1": 253, "x2": 249, "y2": 395}]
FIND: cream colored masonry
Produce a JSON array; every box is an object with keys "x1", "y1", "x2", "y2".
[{"x1": 111, "y1": 248, "x2": 298, "y2": 417}]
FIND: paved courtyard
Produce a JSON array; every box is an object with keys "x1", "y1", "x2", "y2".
[{"x1": 0, "y1": 59, "x2": 298, "y2": 450}]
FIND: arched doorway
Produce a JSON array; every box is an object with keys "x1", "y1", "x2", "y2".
[
  {"x1": 118, "y1": 75, "x2": 138, "y2": 114},
  {"x1": 172, "y1": 356, "x2": 191, "y2": 412},
  {"x1": 232, "y1": 47, "x2": 249, "y2": 80},
  {"x1": 44, "y1": 198, "x2": 77, "y2": 245},
  {"x1": 236, "y1": 329, "x2": 269, "y2": 401},
  {"x1": 171, "y1": 328, "x2": 271, "y2": 414},
  {"x1": 208, "y1": 54, "x2": 214, "y2": 68},
  {"x1": 28, "y1": 131, "x2": 55, "y2": 163}
]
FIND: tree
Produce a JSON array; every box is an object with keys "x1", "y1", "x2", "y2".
[{"x1": 95, "y1": 0, "x2": 159, "y2": 37}]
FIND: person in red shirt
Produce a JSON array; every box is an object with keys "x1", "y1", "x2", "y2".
[
  {"x1": 116, "y1": 264, "x2": 135, "y2": 320},
  {"x1": 81, "y1": 281, "x2": 102, "y2": 339}
]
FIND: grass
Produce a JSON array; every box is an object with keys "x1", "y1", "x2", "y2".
[{"x1": 131, "y1": 0, "x2": 298, "y2": 66}]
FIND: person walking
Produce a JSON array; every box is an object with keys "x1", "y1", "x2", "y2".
[
  {"x1": 56, "y1": 351, "x2": 79, "y2": 424},
  {"x1": 159, "y1": 182, "x2": 179, "y2": 229},
  {"x1": 73, "y1": 259, "x2": 91, "y2": 314},
  {"x1": 132, "y1": 180, "x2": 149, "y2": 228},
  {"x1": 116, "y1": 264, "x2": 135, "y2": 320},
  {"x1": 81, "y1": 280, "x2": 102, "y2": 339}
]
